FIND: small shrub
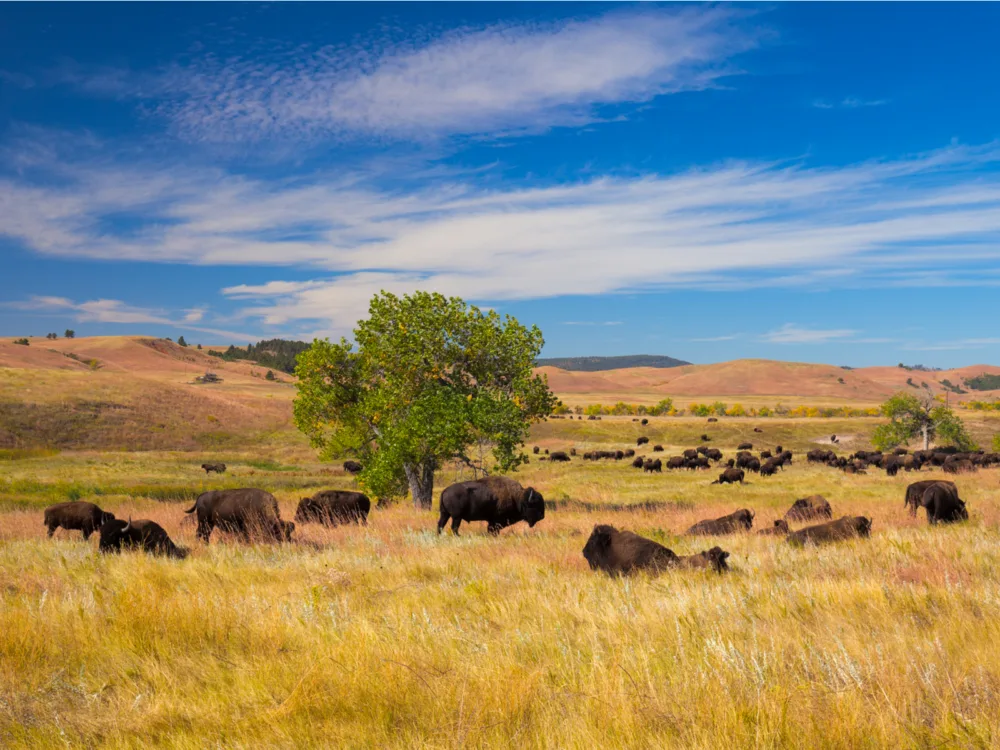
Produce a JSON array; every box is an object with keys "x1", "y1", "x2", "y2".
[{"x1": 13, "y1": 338, "x2": 29, "y2": 346}]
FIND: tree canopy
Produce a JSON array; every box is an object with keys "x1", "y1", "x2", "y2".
[
  {"x1": 293, "y1": 291, "x2": 557, "y2": 508},
  {"x1": 871, "y1": 393, "x2": 975, "y2": 451}
]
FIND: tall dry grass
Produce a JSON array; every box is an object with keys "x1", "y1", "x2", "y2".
[{"x1": 2, "y1": 428, "x2": 1000, "y2": 747}]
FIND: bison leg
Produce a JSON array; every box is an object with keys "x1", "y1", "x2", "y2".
[
  {"x1": 196, "y1": 520, "x2": 213, "y2": 543},
  {"x1": 82, "y1": 525, "x2": 94, "y2": 541},
  {"x1": 46, "y1": 523, "x2": 57, "y2": 538},
  {"x1": 450, "y1": 517, "x2": 462, "y2": 536},
  {"x1": 486, "y1": 523, "x2": 502, "y2": 536},
  {"x1": 437, "y1": 510, "x2": 450, "y2": 534}
]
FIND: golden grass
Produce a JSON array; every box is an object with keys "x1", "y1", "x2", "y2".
[{"x1": 3, "y1": 420, "x2": 1000, "y2": 747}]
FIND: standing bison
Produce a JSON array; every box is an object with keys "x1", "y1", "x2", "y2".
[
  {"x1": 917, "y1": 483, "x2": 968, "y2": 524},
  {"x1": 582, "y1": 525, "x2": 729, "y2": 575},
  {"x1": 686, "y1": 509, "x2": 754, "y2": 535},
  {"x1": 787, "y1": 516, "x2": 872, "y2": 546},
  {"x1": 201, "y1": 462, "x2": 226, "y2": 474},
  {"x1": 44, "y1": 502, "x2": 115, "y2": 540},
  {"x1": 185, "y1": 488, "x2": 294, "y2": 543},
  {"x1": 342, "y1": 460, "x2": 363, "y2": 475},
  {"x1": 99, "y1": 518, "x2": 188, "y2": 558},
  {"x1": 549, "y1": 451, "x2": 571, "y2": 462},
  {"x1": 295, "y1": 490, "x2": 371, "y2": 526},
  {"x1": 712, "y1": 468, "x2": 745, "y2": 485},
  {"x1": 637, "y1": 437, "x2": 650, "y2": 446},
  {"x1": 438, "y1": 476, "x2": 544, "y2": 536},
  {"x1": 904, "y1": 480, "x2": 957, "y2": 517}
]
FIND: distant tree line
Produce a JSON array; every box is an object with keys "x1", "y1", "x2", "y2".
[
  {"x1": 965, "y1": 373, "x2": 1000, "y2": 391},
  {"x1": 207, "y1": 338, "x2": 310, "y2": 374}
]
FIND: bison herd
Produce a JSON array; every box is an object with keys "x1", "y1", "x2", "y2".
[{"x1": 807, "y1": 446, "x2": 1000, "y2": 476}]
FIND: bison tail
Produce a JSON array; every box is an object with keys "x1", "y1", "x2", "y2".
[{"x1": 184, "y1": 503, "x2": 198, "y2": 514}]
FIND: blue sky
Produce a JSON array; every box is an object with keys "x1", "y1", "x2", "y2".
[{"x1": 2, "y1": 3, "x2": 1000, "y2": 366}]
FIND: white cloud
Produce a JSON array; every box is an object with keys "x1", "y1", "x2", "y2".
[
  {"x1": 813, "y1": 97, "x2": 887, "y2": 110},
  {"x1": 4, "y1": 141, "x2": 1000, "y2": 336},
  {"x1": 760, "y1": 324, "x2": 856, "y2": 344},
  {"x1": 65, "y1": 8, "x2": 757, "y2": 142},
  {"x1": 689, "y1": 334, "x2": 741, "y2": 342}
]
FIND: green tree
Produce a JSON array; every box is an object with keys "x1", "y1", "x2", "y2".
[
  {"x1": 177, "y1": 335, "x2": 188, "y2": 347},
  {"x1": 64, "y1": 329, "x2": 75, "y2": 338},
  {"x1": 648, "y1": 398, "x2": 674, "y2": 416},
  {"x1": 265, "y1": 369, "x2": 276, "y2": 381},
  {"x1": 294, "y1": 291, "x2": 557, "y2": 508},
  {"x1": 871, "y1": 393, "x2": 976, "y2": 451}
]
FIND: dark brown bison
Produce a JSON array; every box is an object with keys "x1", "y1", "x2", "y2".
[
  {"x1": 438, "y1": 476, "x2": 544, "y2": 536},
  {"x1": 295, "y1": 490, "x2": 371, "y2": 526},
  {"x1": 582, "y1": 525, "x2": 729, "y2": 575},
  {"x1": 666, "y1": 456, "x2": 686, "y2": 470},
  {"x1": 652, "y1": 445, "x2": 664, "y2": 452},
  {"x1": 549, "y1": 451, "x2": 571, "y2": 462},
  {"x1": 700, "y1": 434, "x2": 711, "y2": 442},
  {"x1": 787, "y1": 516, "x2": 872, "y2": 546},
  {"x1": 532, "y1": 446, "x2": 540, "y2": 454},
  {"x1": 343, "y1": 460, "x2": 363, "y2": 475},
  {"x1": 185, "y1": 488, "x2": 294, "y2": 543},
  {"x1": 712, "y1": 468, "x2": 745, "y2": 485},
  {"x1": 98, "y1": 518, "x2": 188, "y2": 558},
  {"x1": 758, "y1": 519, "x2": 790, "y2": 536},
  {"x1": 637, "y1": 436, "x2": 650, "y2": 446},
  {"x1": 201, "y1": 462, "x2": 226, "y2": 474},
  {"x1": 784, "y1": 495, "x2": 833, "y2": 522},
  {"x1": 686, "y1": 509, "x2": 754, "y2": 535},
  {"x1": 738, "y1": 442, "x2": 753, "y2": 450},
  {"x1": 707, "y1": 417, "x2": 718, "y2": 423},
  {"x1": 643, "y1": 458, "x2": 662, "y2": 473},
  {"x1": 632, "y1": 456, "x2": 645, "y2": 469},
  {"x1": 904, "y1": 480, "x2": 957, "y2": 517},
  {"x1": 683, "y1": 449, "x2": 699, "y2": 460},
  {"x1": 759, "y1": 459, "x2": 780, "y2": 477},
  {"x1": 919, "y1": 484, "x2": 968, "y2": 524},
  {"x1": 753, "y1": 427, "x2": 763, "y2": 433},
  {"x1": 705, "y1": 448, "x2": 723, "y2": 461},
  {"x1": 640, "y1": 418, "x2": 649, "y2": 426},
  {"x1": 943, "y1": 458, "x2": 975, "y2": 474},
  {"x1": 44, "y1": 502, "x2": 115, "y2": 540},
  {"x1": 624, "y1": 449, "x2": 635, "y2": 458}
]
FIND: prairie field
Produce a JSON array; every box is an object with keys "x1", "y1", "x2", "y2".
[{"x1": 2, "y1": 415, "x2": 1000, "y2": 748}]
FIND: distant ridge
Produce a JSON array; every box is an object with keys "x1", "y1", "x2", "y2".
[{"x1": 535, "y1": 354, "x2": 691, "y2": 371}]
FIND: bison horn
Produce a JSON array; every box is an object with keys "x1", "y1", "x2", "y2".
[
  {"x1": 526, "y1": 489, "x2": 534, "y2": 503},
  {"x1": 123, "y1": 517, "x2": 131, "y2": 533}
]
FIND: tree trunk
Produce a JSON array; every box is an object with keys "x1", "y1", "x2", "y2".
[
  {"x1": 922, "y1": 423, "x2": 930, "y2": 450},
  {"x1": 404, "y1": 461, "x2": 435, "y2": 510}
]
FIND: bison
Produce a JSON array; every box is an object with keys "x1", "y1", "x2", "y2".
[
  {"x1": 666, "y1": 456, "x2": 686, "y2": 470},
  {"x1": 632, "y1": 456, "x2": 645, "y2": 469},
  {"x1": 758, "y1": 519, "x2": 790, "y2": 536},
  {"x1": 787, "y1": 516, "x2": 872, "y2": 546},
  {"x1": 712, "y1": 468, "x2": 745, "y2": 485},
  {"x1": 904, "y1": 480, "x2": 957, "y2": 517},
  {"x1": 98, "y1": 518, "x2": 188, "y2": 558},
  {"x1": 643, "y1": 458, "x2": 662, "y2": 473},
  {"x1": 201, "y1": 462, "x2": 226, "y2": 474},
  {"x1": 675, "y1": 546, "x2": 730, "y2": 573},
  {"x1": 44, "y1": 502, "x2": 115, "y2": 540},
  {"x1": 652, "y1": 445, "x2": 664, "y2": 452},
  {"x1": 438, "y1": 476, "x2": 544, "y2": 536},
  {"x1": 705, "y1": 448, "x2": 723, "y2": 462},
  {"x1": 738, "y1": 442, "x2": 753, "y2": 450},
  {"x1": 707, "y1": 417, "x2": 718, "y2": 423},
  {"x1": 784, "y1": 495, "x2": 833, "y2": 522},
  {"x1": 686, "y1": 509, "x2": 754, "y2": 535},
  {"x1": 185, "y1": 488, "x2": 294, "y2": 543},
  {"x1": 582, "y1": 525, "x2": 729, "y2": 575},
  {"x1": 295, "y1": 490, "x2": 371, "y2": 526},
  {"x1": 549, "y1": 451, "x2": 571, "y2": 462},
  {"x1": 641, "y1": 418, "x2": 649, "y2": 426},
  {"x1": 343, "y1": 460, "x2": 363, "y2": 475},
  {"x1": 637, "y1": 436, "x2": 650, "y2": 446},
  {"x1": 683, "y1": 449, "x2": 699, "y2": 460},
  {"x1": 918, "y1": 483, "x2": 968, "y2": 524}
]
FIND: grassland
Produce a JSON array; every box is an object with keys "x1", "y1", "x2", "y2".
[{"x1": 3, "y1": 415, "x2": 1000, "y2": 748}]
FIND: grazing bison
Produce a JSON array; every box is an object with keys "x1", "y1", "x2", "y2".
[
  {"x1": 99, "y1": 518, "x2": 187, "y2": 558},
  {"x1": 185, "y1": 488, "x2": 294, "y2": 543},
  {"x1": 652, "y1": 445, "x2": 664, "y2": 452},
  {"x1": 683, "y1": 449, "x2": 699, "y2": 460},
  {"x1": 550, "y1": 451, "x2": 571, "y2": 462},
  {"x1": 787, "y1": 516, "x2": 872, "y2": 546},
  {"x1": 532, "y1": 446, "x2": 540, "y2": 454},
  {"x1": 675, "y1": 547, "x2": 730, "y2": 573},
  {"x1": 637, "y1": 436, "x2": 650, "y2": 446},
  {"x1": 943, "y1": 458, "x2": 975, "y2": 474},
  {"x1": 707, "y1": 417, "x2": 718, "y2": 423},
  {"x1": 760, "y1": 450, "x2": 773, "y2": 460},
  {"x1": 624, "y1": 449, "x2": 635, "y2": 458},
  {"x1": 295, "y1": 490, "x2": 371, "y2": 526},
  {"x1": 44, "y1": 502, "x2": 115, "y2": 540},
  {"x1": 632, "y1": 456, "x2": 645, "y2": 469},
  {"x1": 201, "y1": 462, "x2": 226, "y2": 474},
  {"x1": 919, "y1": 484, "x2": 968, "y2": 524},
  {"x1": 712, "y1": 468, "x2": 745, "y2": 485},
  {"x1": 759, "y1": 459, "x2": 781, "y2": 477},
  {"x1": 666, "y1": 456, "x2": 686, "y2": 470},
  {"x1": 343, "y1": 460, "x2": 363, "y2": 475},
  {"x1": 784, "y1": 495, "x2": 833, "y2": 522},
  {"x1": 758, "y1": 519, "x2": 790, "y2": 536},
  {"x1": 641, "y1": 418, "x2": 649, "y2": 426},
  {"x1": 686, "y1": 509, "x2": 754, "y2": 535},
  {"x1": 700, "y1": 434, "x2": 711, "y2": 442},
  {"x1": 904, "y1": 480, "x2": 958, "y2": 517},
  {"x1": 438, "y1": 476, "x2": 544, "y2": 536},
  {"x1": 738, "y1": 442, "x2": 753, "y2": 451},
  {"x1": 705, "y1": 448, "x2": 723, "y2": 462},
  {"x1": 643, "y1": 458, "x2": 663, "y2": 473}
]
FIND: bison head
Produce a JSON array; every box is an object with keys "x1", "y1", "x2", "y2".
[
  {"x1": 706, "y1": 546, "x2": 730, "y2": 573},
  {"x1": 98, "y1": 518, "x2": 129, "y2": 553},
  {"x1": 855, "y1": 517, "x2": 873, "y2": 537},
  {"x1": 520, "y1": 488, "x2": 545, "y2": 527},
  {"x1": 100, "y1": 510, "x2": 116, "y2": 526},
  {"x1": 582, "y1": 525, "x2": 615, "y2": 570}
]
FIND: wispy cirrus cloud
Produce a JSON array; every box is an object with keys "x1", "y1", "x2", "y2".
[
  {"x1": 4, "y1": 138, "x2": 1000, "y2": 336},
  {"x1": 813, "y1": 97, "x2": 887, "y2": 110},
  {"x1": 760, "y1": 324, "x2": 856, "y2": 344},
  {"x1": 59, "y1": 8, "x2": 759, "y2": 142}
]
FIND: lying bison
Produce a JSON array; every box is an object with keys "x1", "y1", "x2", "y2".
[
  {"x1": 686, "y1": 509, "x2": 754, "y2": 535},
  {"x1": 438, "y1": 476, "x2": 544, "y2": 536},
  {"x1": 758, "y1": 519, "x2": 790, "y2": 536},
  {"x1": 549, "y1": 451, "x2": 571, "y2": 462},
  {"x1": 201, "y1": 462, "x2": 226, "y2": 474},
  {"x1": 99, "y1": 518, "x2": 188, "y2": 558},
  {"x1": 787, "y1": 516, "x2": 872, "y2": 546},
  {"x1": 185, "y1": 488, "x2": 294, "y2": 543},
  {"x1": 712, "y1": 468, "x2": 745, "y2": 485},
  {"x1": 295, "y1": 490, "x2": 371, "y2": 526},
  {"x1": 44, "y1": 502, "x2": 115, "y2": 540},
  {"x1": 582, "y1": 525, "x2": 729, "y2": 575},
  {"x1": 738, "y1": 442, "x2": 753, "y2": 450},
  {"x1": 637, "y1": 436, "x2": 650, "y2": 446},
  {"x1": 343, "y1": 460, "x2": 363, "y2": 475},
  {"x1": 904, "y1": 480, "x2": 957, "y2": 517},
  {"x1": 784, "y1": 495, "x2": 833, "y2": 522},
  {"x1": 918, "y1": 483, "x2": 968, "y2": 524}
]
